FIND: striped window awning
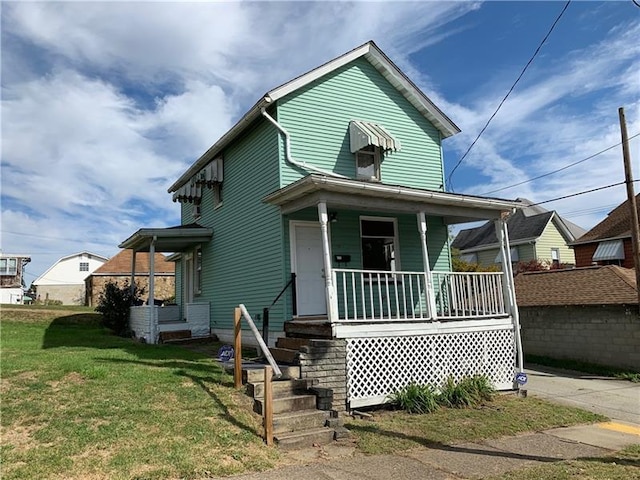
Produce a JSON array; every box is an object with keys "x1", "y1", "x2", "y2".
[
  {"x1": 349, "y1": 120, "x2": 401, "y2": 153},
  {"x1": 172, "y1": 159, "x2": 223, "y2": 204},
  {"x1": 592, "y1": 239, "x2": 624, "y2": 261}
]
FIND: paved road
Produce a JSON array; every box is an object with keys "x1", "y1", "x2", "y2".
[{"x1": 525, "y1": 364, "x2": 640, "y2": 424}]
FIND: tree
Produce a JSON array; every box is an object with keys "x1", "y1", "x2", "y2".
[{"x1": 95, "y1": 281, "x2": 144, "y2": 337}]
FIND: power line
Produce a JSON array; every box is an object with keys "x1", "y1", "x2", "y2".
[
  {"x1": 481, "y1": 132, "x2": 640, "y2": 195},
  {"x1": 446, "y1": 0, "x2": 572, "y2": 190},
  {"x1": 529, "y1": 179, "x2": 639, "y2": 207}
]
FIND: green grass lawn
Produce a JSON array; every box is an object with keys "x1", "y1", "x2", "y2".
[
  {"x1": 1, "y1": 307, "x2": 276, "y2": 480},
  {"x1": 1, "y1": 306, "x2": 620, "y2": 480}
]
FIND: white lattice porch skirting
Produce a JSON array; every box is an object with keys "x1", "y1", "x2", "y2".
[{"x1": 343, "y1": 318, "x2": 516, "y2": 408}]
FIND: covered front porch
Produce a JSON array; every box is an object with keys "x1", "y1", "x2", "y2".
[
  {"x1": 119, "y1": 224, "x2": 213, "y2": 344},
  {"x1": 265, "y1": 175, "x2": 525, "y2": 407}
]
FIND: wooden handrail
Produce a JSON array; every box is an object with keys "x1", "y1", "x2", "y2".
[{"x1": 233, "y1": 305, "x2": 282, "y2": 392}]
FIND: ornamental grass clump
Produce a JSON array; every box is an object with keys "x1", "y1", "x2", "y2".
[
  {"x1": 389, "y1": 382, "x2": 440, "y2": 414},
  {"x1": 438, "y1": 375, "x2": 495, "y2": 408},
  {"x1": 390, "y1": 375, "x2": 495, "y2": 413}
]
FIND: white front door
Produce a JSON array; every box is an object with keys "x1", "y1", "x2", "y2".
[{"x1": 291, "y1": 222, "x2": 327, "y2": 316}]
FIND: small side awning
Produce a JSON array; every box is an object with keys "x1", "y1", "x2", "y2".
[
  {"x1": 349, "y1": 120, "x2": 401, "y2": 153},
  {"x1": 592, "y1": 239, "x2": 624, "y2": 261}
]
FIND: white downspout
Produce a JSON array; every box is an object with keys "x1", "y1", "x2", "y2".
[
  {"x1": 261, "y1": 109, "x2": 348, "y2": 179},
  {"x1": 318, "y1": 203, "x2": 339, "y2": 328}
]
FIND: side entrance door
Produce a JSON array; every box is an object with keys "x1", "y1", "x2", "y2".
[{"x1": 291, "y1": 222, "x2": 327, "y2": 316}]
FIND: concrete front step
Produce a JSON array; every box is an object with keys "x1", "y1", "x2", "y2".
[
  {"x1": 284, "y1": 319, "x2": 332, "y2": 339},
  {"x1": 247, "y1": 378, "x2": 313, "y2": 399},
  {"x1": 254, "y1": 394, "x2": 317, "y2": 415},
  {"x1": 269, "y1": 347, "x2": 299, "y2": 365},
  {"x1": 159, "y1": 330, "x2": 191, "y2": 342},
  {"x1": 272, "y1": 409, "x2": 331, "y2": 435},
  {"x1": 274, "y1": 427, "x2": 336, "y2": 450},
  {"x1": 276, "y1": 337, "x2": 310, "y2": 350},
  {"x1": 242, "y1": 365, "x2": 300, "y2": 383}
]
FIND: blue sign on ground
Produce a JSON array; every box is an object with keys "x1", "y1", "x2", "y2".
[
  {"x1": 218, "y1": 345, "x2": 234, "y2": 362},
  {"x1": 515, "y1": 372, "x2": 528, "y2": 385}
]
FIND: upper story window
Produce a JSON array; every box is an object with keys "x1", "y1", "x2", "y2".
[
  {"x1": 79, "y1": 262, "x2": 89, "y2": 272},
  {"x1": 356, "y1": 145, "x2": 381, "y2": 181},
  {"x1": 349, "y1": 120, "x2": 401, "y2": 182},
  {"x1": 360, "y1": 217, "x2": 398, "y2": 271},
  {"x1": 0, "y1": 258, "x2": 17, "y2": 276},
  {"x1": 550, "y1": 248, "x2": 560, "y2": 268}
]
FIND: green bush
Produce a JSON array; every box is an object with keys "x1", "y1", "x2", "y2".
[
  {"x1": 389, "y1": 383, "x2": 440, "y2": 414},
  {"x1": 438, "y1": 375, "x2": 494, "y2": 408},
  {"x1": 390, "y1": 375, "x2": 495, "y2": 413},
  {"x1": 95, "y1": 281, "x2": 144, "y2": 337}
]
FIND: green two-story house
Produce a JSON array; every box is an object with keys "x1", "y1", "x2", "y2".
[{"x1": 121, "y1": 41, "x2": 524, "y2": 409}]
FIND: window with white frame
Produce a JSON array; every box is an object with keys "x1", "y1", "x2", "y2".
[
  {"x1": 194, "y1": 247, "x2": 202, "y2": 295},
  {"x1": 360, "y1": 217, "x2": 398, "y2": 271},
  {"x1": 79, "y1": 262, "x2": 89, "y2": 272},
  {"x1": 213, "y1": 182, "x2": 223, "y2": 208},
  {"x1": 551, "y1": 248, "x2": 560, "y2": 267},
  {"x1": 355, "y1": 145, "x2": 381, "y2": 181},
  {"x1": 0, "y1": 258, "x2": 17, "y2": 276}
]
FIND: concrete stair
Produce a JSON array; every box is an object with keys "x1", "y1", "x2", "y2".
[{"x1": 242, "y1": 368, "x2": 340, "y2": 450}]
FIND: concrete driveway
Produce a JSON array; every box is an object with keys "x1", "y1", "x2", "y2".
[{"x1": 525, "y1": 364, "x2": 640, "y2": 424}]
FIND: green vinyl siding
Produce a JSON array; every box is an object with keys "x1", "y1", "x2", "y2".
[
  {"x1": 276, "y1": 58, "x2": 443, "y2": 189},
  {"x1": 534, "y1": 220, "x2": 576, "y2": 264},
  {"x1": 476, "y1": 249, "x2": 500, "y2": 266},
  {"x1": 191, "y1": 118, "x2": 284, "y2": 331}
]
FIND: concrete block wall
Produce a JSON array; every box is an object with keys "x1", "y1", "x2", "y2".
[
  {"x1": 519, "y1": 305, "x2": 640, "y2": 370},
  {"x1": 298, "y1": 339, "x2": 348, "y2": 412}
]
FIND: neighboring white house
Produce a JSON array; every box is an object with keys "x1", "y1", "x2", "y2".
[
  {"x1": 33, "y1": 252, "x2": 109, "y2": 305},
  {"x1": 0, "y1": 253, "x2": 31, "y2": 304}
]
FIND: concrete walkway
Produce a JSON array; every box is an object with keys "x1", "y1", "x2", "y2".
[
  {"x1": 214, "y1": 421, "x2": 640, "y2": 479},
  {"x1": 525, "y1": 364, "x2": 640, "y2": 424},
  {"x1": 210, "y1": 365, "x2": 640, "y2": 479}
]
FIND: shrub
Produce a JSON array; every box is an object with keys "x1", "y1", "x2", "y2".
[
  {"x1": 389, "y1": 383, "x2": 440, "y2": 414},
  {"x1": 95, "y1": 281, "x2": 144, "y2": 336},
  {"x1": 438, "y1": 375, "x2": 494, "y2": 408}
]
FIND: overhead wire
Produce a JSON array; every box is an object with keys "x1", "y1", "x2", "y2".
[
  {"x1": 446, "y1": 0, "x2": 572, "y2": 190},
  {"x1": 528, "y1": 179, "x2": 640, "y2": 207},
  {"x1": 481, "y1": 132, "x2": 640, "y2": 195}
]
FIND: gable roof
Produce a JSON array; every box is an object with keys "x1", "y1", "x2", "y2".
[
  {"x1": 33, "y1": 251, "x2": 109, "y2": 285},
  {"x1": 514, "y1": 265, "x2": 637, "y2": 306},
  {"x1": 452, "y1": 199, "x2": 585, "y2": 252},
  {"x1": 571, "y1": 193, "x2": 640, "y2": 245},
  {"x1": 168, "y1": 40, "x2": 460, "y2": 193},
  {"x1": 91, "y1": 250, "x2": 175, "y2": 275}
]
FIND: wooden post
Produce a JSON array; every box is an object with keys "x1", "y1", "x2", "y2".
[
  {"x1": 263, "y1": 366, "x2": 274, "y2": 446},
  {"x1": 234, "y1": 307, "x2": 242, "y2": 390},
  {"x1": 619, "y1": 107, "x2": 640, "y2": 309}
]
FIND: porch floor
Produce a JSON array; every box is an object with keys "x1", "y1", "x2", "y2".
[{"x1": 284, "y1": 318, "x2": 331, "y2": 339}]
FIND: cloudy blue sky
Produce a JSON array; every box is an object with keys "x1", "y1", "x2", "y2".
[{"x1": 2, "y1": 1, "x2": 639, "y2": 283}]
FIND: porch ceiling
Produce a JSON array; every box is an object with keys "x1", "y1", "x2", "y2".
[
  {"x1": 118, "y1": 224, "x2": 212, "y2": 252},
  {"x1": 264, "y1": 175, "x2": 522, "y2": 224}
]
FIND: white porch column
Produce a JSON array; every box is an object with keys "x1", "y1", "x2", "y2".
[
  {"x1": 148, "y1": 236, "x2": 157, "y2": 343},
  {"x1": 417, "y1": 212, "x2": 438, "y2": 319},
  {"x1": 495, "y1": 217, "x2": 524, "y2": 376},
  {"x1": 317, "y1": 203, "x2": 338, "y2": 323},
  {"x1": 130, "y1": 250, "x2": 137, "y2": 296}
]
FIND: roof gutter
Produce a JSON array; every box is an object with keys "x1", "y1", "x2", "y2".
[{"x1": 260, "y1": 109, "x2": 348, "y2": 179}]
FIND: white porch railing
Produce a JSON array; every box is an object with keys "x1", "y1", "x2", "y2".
[
  {"x1": 129, "y1": 302, "x2": 210, "y2": 343},
  {"x1": 333, "y1": 269, "x2": 508, "y2": 322}
]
